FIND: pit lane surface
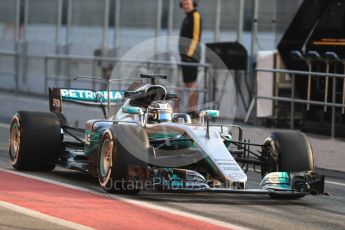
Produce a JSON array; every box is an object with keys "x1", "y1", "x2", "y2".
[{"x1": 0, "y1": 124, "x2": 344, "y2": 230}]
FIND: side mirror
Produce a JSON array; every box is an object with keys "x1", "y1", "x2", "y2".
[
  {"x1": 122, "y1": 106, "x2": 143, "y2": 115},
  {"x1": 199, "y1": 110, "x2": 220, "y2": 138},
  {"x1": 199, "y1": 110, "x2": 219, "y2": 119}
]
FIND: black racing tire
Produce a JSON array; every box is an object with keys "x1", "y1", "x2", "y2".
[
  {"x1": 9, "y1": 111, "x2": 61, "y2": 171},
  {"x1": 262, "y1": 131, "x2": 315, "y2": 199},
  {"x1": 97, "y1": 125, "x2": 147, "y2": 194}
]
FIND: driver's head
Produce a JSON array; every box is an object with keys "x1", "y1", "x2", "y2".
[{"x1": 147, "y1": 101, "x2": 172, "y2": 123}]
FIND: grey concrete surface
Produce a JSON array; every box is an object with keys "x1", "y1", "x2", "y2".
[{"x1": 0, "y1": 125, "x2": 344, "y2": 230}]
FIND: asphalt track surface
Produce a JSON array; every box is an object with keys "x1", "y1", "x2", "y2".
[{"x1": 0, "y1": 124, "x2": 345, "y2": 230}]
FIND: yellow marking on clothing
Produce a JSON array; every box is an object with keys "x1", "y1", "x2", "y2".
[{"x1": 187, "y1": 11, "x2": 201, "y2": 57}]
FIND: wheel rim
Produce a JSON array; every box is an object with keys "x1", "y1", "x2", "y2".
[
  {"x1": 99, "y1": 134, "x2": 114, "y2": 187},
  {"x1": 9, "y1": 120, "x2": 20, "y2": 164},
  {"x1": 100, "y1": 139, "x2": 112, "y2": 177}
]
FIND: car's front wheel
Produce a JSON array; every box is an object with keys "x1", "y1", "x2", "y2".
[
  {"x1": 97, "y1": 130, "x2": 140, "y2": 194},
  {"x1": 262, "y1": 131, "x2": 315, "y2": 199}
]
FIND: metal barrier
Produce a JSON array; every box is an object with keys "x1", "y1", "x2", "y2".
[
  {"x1": 0, "y1": 50, "x2": 251, "y2": 119},
  {"x1": 245, "y1": 68, "x2": 345, "y2": 138},
  {"x1": 0, "y1": 50, "x2": 250, "y2": 119},
  {"x1": 0, "y1": 50, "x2": 19, "y2": 94}
]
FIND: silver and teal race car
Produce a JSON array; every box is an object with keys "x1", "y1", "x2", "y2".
[{"x1": 9, "y1": 74, "x2": 326, "y2": 198}]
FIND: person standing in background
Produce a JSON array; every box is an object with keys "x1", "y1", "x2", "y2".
[{"x1": 179, "y1": 0, "x2": 202, "y2": 118}]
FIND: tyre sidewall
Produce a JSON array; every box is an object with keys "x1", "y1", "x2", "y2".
[
  {"x1": 9, "y1": 111, "x2": 61, "y2": 171},
  {"x1": 97, "y1": 126, "x2": 142, "y2": 194}
]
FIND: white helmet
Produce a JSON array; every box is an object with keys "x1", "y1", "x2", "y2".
[{"x1": 147, "y1": 101, "x2": 173, "y2": 123}]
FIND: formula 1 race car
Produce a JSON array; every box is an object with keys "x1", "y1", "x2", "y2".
[{"x1": 9, "y1": 74, "x2": 326, "y2": 199}]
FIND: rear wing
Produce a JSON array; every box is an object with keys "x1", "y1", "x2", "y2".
[{"x1": 49, "y1": 87, "x2": 125, "y2": 117}]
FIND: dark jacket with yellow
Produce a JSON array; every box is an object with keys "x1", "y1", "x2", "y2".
[{"x1": 179, "y1": 9, "x2": 202, "y2": 60}]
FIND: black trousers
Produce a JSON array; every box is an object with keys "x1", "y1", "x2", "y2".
[{"x1": 180, "y1": 55, "x2": 199, "y2": 83}]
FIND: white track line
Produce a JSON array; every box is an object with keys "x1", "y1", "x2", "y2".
[
  {"x1": 325, "y1": 180, "x2": 345, "y2": 187},
  {"x1": 0, "y1": 168, "x2": 250, "y2": 230},
  {"x1": 0, "y1": 201, "x2": 94, "y2": 230}
]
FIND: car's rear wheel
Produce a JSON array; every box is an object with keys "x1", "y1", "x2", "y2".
[
  {"x1": 262, "y1": 131, "x2": 315, "y2": 199},
  {"x1": 9, "y1": 111, "x2": 61, "y2": 171},
  {"x1": 97, "y1": 130, "x2": 140, "y2": 194}
]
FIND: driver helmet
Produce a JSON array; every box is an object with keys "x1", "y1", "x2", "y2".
[{"x1": 147, "y1": 101, "x2": 173, "y2": 123}]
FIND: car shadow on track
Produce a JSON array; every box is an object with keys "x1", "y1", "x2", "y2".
[
  {"x1": 2, "y1": 166, "x2": 315, "y2": 208},
  {"x1": 132, "y1": 192, "x2": 314, "y2": 207}
]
